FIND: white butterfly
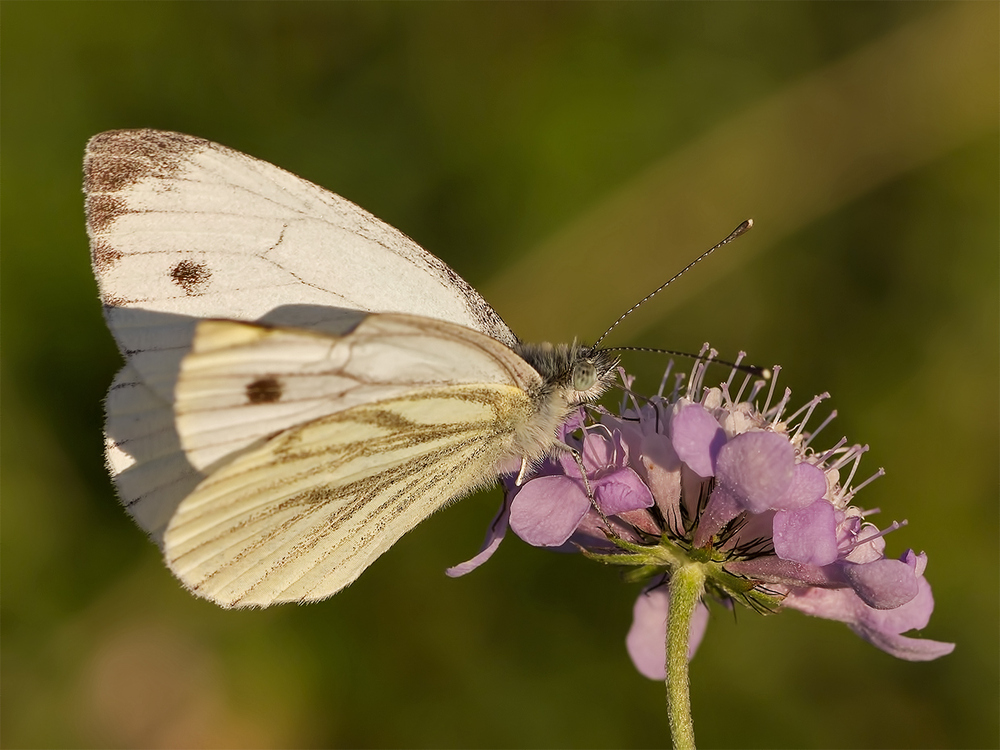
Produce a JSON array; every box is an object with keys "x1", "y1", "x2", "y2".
[{"x1": 86, "y1": 129, "x2": 619, "y2": 608}]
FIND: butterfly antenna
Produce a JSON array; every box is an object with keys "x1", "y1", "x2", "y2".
[
  {"x1": 603, "y1": 345, "x2": 769, "y2": 378},
  {"x1": 591, "y1": 219, "x2": 753, "y2": 350}
]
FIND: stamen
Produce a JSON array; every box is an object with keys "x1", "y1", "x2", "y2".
[
  {"x1": 815, "y1": 436, "x2": 848, "y2": 464},
  {"x1": 761, "y1": 365, "x2": 781, "y2": 413},
  {"x1": 844, "y1": 519, "x2": 908, "y2": 553},
  {"x1": 802, "y1": 409, "x2": 838, "y2": 448},
  {"x1": 590, "y1": 421, "x2": 615, "y2": 443},
  {"x1": 768, "y1": 387, "x2": 793, "y2": 427},
  {"x1": 658, "y1": 360, "x2": 675, "y2": 398},
  {"x1": 652, "y1": 398, "x2": 669, "y2": 434},
  {"x1": 696, "y1": 347, "x2": 718, "y2": 396},
  {"x1": 719, "y1": 380, "x2": 734, "y2": 407},
  {"x1": 669, "y1": 371, "x2": 686, "y2": 401},
  {"x1": 844, "y1": 467, "x2": 886, "y2": 502},
  {"x1": 685, "y1": 344, "x2": 712, "y2": 399},
  {"x1": 746, "y1": 380, "x2": 767, "y2": 404},
  {"x1": 787, "y1": 393, "x2": 830, "y2": 440},
  {"x1": 830, "y1": 444, "x2": 869, "y2": 477},
  {"x1": 733, "y1": 370, "x2": 753, "y2": 403},
  {"x1": 625, "y1": 389, "x2": 643, "y2": 418},
  {"x1": 842, "y1": 446, "x2": 868, "y2": 487},
  {"x1": 616, "y1": 367, "x2": 635, "y2": 414},
  {"x1": 725, "y1": 351, "x2": 748, "y2": 392}
]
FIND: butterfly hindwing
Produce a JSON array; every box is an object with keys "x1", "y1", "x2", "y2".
[
  {"x1": 104, "y1": 364, "x2": 206, "y2": 541},
  {"x1": 165, "y1": 381, "x2": 534, "y2": 607}
]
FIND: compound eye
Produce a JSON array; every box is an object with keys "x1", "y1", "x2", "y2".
[{"x1": 572, "y1": 361, "x2": 597, "y2": 392}]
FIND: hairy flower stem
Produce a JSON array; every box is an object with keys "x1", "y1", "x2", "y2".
[{"x1": 666, "y1": 564, "x2": 705, "y2": 750}]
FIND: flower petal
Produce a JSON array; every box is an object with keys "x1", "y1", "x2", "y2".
[
  {"x1": 777, "y1": 461, "x2": 828, "y2": 510},
  {"x1": 509, "y1": 475, "x2": 590, "y2": 547},
  {"x1": 670, "y1": 403, "x2": 725, "y2": 478},
  {"x1": 692, "y1": 484, "x2": 743, "y2": 549},
  {"x1": 446, "y1": 499, "x2": 510, "y2": 577},
  {"x1": 773, "y1": 499, "x2": 839, "y2": 566},
  {"x1": 841, "y1": 557, "x2": 919, "y2": 610},
  {"x1": 715, "y1": 431, "x2": 795, "y2": 513},
  {"x1": 594, "y1": 468, "x2": 654, "y2": 515},
  {"x1": 726, "y1": 556, "x2": 843, "y2": 588},
  {"x1": 847, "y1": 623, "x2": 956, "y2": 661},
  {"x1": 782, "y1": 578, "x2": 954, "y2": 661},
  {"x1": 626, "y1": 580, "x2": 710, "y2": 680},
  {"x1": 582, "y1": 431, "x2": 617, "y2": 474},
  {"x1": 640, "y1": 433, "x2": 684, "y2": 534},
  {"x1": 848, "y1": 578, "x2": 955, "y2": 660}
]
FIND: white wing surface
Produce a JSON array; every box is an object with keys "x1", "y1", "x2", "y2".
[
  {"x1": 85, "y1": 129, "x2": 518, "y2": 358},
  {"x1": 104, "y1": 365, "x2": 206, "y2": 538}
]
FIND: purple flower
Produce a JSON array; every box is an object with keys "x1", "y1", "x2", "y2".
[{"x1": 450, "y1": 351, "x2": 954, "y2": 677}]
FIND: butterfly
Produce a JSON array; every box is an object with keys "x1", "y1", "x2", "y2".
[{"x1": 85, "y1": 129, "x2": 620, "y2": 608}]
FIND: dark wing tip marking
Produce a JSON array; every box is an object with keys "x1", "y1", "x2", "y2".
[
  {"x1": 85, "y1": 194, "x2": 128, "y2": 235},
  {"x1": 84, "y1": 130, "x2": 211, "y2": 235},
  {"x1": 85, "y1": 129, "x2": 210, "y2": 160},
  {"x1": 90, "y1": 239, "x2": 123, "y2": 272},
  {"x1": 84, "y1": 130, "x2": 206, "y2": 192},
  {"x1": 246, "y1": 376, "x2": 284, "y2": 405},
  {"x1": 169, "y1": 259, "x2": 212, "y2": 295}
]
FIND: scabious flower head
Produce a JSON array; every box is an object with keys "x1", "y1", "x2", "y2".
[{"x1": 449, "y1": 348, "x2": 954, "y2": 678}]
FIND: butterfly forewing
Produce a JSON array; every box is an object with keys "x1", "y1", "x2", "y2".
[
  {"x1": 172, "y1": 315, "x2": 543, "y2": 472},
  {"x1": 85, "y1": 129, "x2": 517, "y2": 351}
]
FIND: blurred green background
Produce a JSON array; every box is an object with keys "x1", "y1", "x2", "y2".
[{"x1": 2, "y1": 3, "x2": 997, "y2": 748}]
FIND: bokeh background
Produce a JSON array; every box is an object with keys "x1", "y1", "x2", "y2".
[{"x1": 3, "y1": 3, "x2": 997, "y2": 748}]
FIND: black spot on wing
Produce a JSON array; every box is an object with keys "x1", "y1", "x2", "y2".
[
  {"x1": 170, "y1": 260, "x2": 211, "y2": 295},
  {"x1": 246, "y1": 376, "x2": 283, "y2": 405}
]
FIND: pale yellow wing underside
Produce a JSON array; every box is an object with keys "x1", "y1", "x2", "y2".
[
  {"x1": 164, "y1": 383, "x2": 534, "y2": 608},
  {"x1": 170, "y1": 314, "x2": 540, "y2": 472}
]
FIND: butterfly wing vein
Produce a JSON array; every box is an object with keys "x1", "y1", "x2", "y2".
[{"x1": 165, "y1": 385, "x2": 527, "y2": 607}]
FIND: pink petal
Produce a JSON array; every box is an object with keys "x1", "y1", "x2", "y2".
[
  {"x1": 776, "y1": 462, "x2": 827, "y2": 510},
  {"x1": 626, "y1": 581, "x2": 710, "y2": 680},
  {"x1": 509, "y1": 475, "x2": 591, "y2": 547},
  {"x1": 446, "y1": 500, "x2": 510, "y2": 577},
  {"x1": 670, "y1": 403, "x2": 725, "y2": 478},
  {"x1": 773, "y1": 499, "x2": 839, "y2": 566},
  {"x1": 842, "y1": 558, "x2": 919, "y2": 610},
  {"x1": 593, "y1": 468, "x2": 654, "y2": 515},
  {"x1": 715, "y1": 431, "x2": 795, "y2": 513}
]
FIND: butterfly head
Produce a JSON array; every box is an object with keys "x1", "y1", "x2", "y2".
[{"x1": 516, "y1": 341, "x2": 619, "y2": 407}]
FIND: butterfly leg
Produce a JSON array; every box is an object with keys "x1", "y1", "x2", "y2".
[{"x1": 552, "y1": 441, "x2": 623, "y2": 542}]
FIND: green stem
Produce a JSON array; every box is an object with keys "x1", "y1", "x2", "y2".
[{"x1": 666, "y1": 564, "x2": 706, "y2": 750}]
